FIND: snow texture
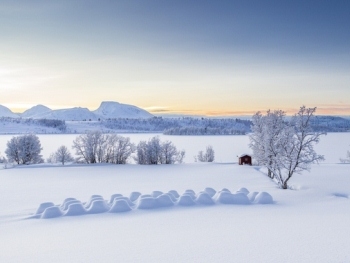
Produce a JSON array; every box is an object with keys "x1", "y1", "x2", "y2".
[{"x1": 33, "y1": 187, "x2": 273, "y2": 219}]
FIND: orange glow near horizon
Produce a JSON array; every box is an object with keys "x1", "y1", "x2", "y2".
[{"x1": 4, "y1": 103, "x2": 350, "y2": 117}]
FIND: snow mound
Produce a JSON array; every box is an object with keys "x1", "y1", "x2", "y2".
[
  {"x1": 41, "y1": 206, "x2": 63, "y2": 219},
  {"x1": 215, "y1": 191, "x2": 250, "y2": 204},
  {"x1": 195, "y1": 192, "x2": 215, "y2": 205},
  {"x1": 32, "y1": 188, "x2": 274, "y2": 219},
  {"x1": 236, "y1": 187, "x2": 249, "y2": 195},
  {"x1": 156, "y1": 194, "x2": 175, "y2": 207},
  {"x1": 247, "y1": 192, "x2": 259, "y2": 202},
  {"x1": 130, "y1": 192, "x2": 141, "y2": 202},
  {"x1": 177, "y1": 194, "x2": 196, "y2": 206},
  {"x1": 168, "y1": 190, "x2": 180, "y2": 198},
  {"x1": 151, "y1": 191, "x2": 163, "y2": 198},
  {"x1": 65, "y1": 203, "x2": 86, "y2": 216},
  {"x1": 204, "y1": 187, "x2": 216, "y2": 197},
  {"x1": 253, "y1": 192, "x2": 274, "y2": 204},
  {"x1": 86, "y1": 200, "x2": 110, "y2": 214},
  {"x1": 62, "y1": 200, "x2": 82, "y2": 211},
  {"x1": 109, "y1": 199, "x2": 132, "y2": 213},
  {"x1": 136, "y1": 197, "x2": 157, "y2": 209},
  {"x1": 109, "y1": 194, "x2": 123, "y2": 204},
  {"x1": 35, "y1": 202, "x2": 55, "y2": 215}
]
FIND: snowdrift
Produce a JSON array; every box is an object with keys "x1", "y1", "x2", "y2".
[{"x1": 32, "y1": 187, "x2": 274, "y2": 219}]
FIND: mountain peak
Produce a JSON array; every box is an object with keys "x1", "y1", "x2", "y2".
[
  {"x1": 94, "y1": 101, "x2": 153, "y2": 119},
  {"x1": 0, "y1": 105, "x2": 19, "y2": 118},
  {"x1": 21, "y1": 105, "x2": 52, "y2": 118}
]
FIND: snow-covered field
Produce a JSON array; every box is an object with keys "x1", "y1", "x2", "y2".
[
  {"x1": 0, "y1": 134, "x2": 349, "y2": 262},
  {"x1": 0, "y1": 132, "x2": 349, "y2": 163}
]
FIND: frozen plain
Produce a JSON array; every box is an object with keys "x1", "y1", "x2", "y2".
[{"x1": 0, "y1": 133, "x2": 349, "y2": 262}]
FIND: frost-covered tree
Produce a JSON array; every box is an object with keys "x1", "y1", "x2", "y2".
[
  {"x1": 249, "y1": 106, "x2": 325, "y2": 189},
  {"x1": 134, "y1": 136, "x2": 185, "y2": 165},
  {"x1": 196, "y1": 145, "x2": 215, "y2": 162},
  {"x1": 104, "y1": 134, "x2": 135, "y2": 164},
  {"x1": 161, "y1": 140, "x2": 185, "y2": 164},
  {"x1": 249, "y1": 110, "x2": 286, "y2": 178},
  {"x1": 72, "y1": 131, "x2": 106, "y2": 164},
  {"x1": 5, "y1": 134, "x2": 43, "y2": 165},
  {"x1": 54, "y1": 145, "x2": 74, "y2": 165},
  {"x1": 72, "y1": 131, "x2": 135, "y2": 164}
]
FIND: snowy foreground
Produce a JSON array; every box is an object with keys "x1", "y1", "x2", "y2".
[{"x1": 0, "y1": 163, "x2": 349, "y2": 262}]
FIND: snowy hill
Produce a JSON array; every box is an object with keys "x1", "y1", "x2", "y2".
[
  {"x1": 33, "y1": 107, "x2": 98, "y2": 121},
  {"x1": 21, "y1": 105, "x2": 52, "y2": 118},
  {"x1": 0, "y1": 105, "x2": 19, "y2": 118},
  {"x1": 93, "y1": 101, "x2": 153, "y2": 119}
]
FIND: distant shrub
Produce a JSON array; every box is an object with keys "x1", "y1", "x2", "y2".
[{"x1": 196, "y1": 146, "x2": 215, "y2": 162}]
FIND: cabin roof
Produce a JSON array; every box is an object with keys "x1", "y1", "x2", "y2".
[{"x1": 239, "y1": 154, "x2": 251, "y2": 158}]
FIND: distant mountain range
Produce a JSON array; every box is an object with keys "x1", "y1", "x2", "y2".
[{"x1": 0, "y1": 101, "x2": 153, "y2": 121}]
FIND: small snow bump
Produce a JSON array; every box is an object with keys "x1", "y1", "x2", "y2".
[
  {"x1": 253, "y1": 192, "x2": 274, "y2": 204},
  {"x1": 41, "y1": 206, "x2": 63, "y2": 219}
]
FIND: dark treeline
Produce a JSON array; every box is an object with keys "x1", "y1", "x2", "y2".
[
  {"x1": 103, "y1": 117, "x2": 251, "y2": 135},
  {"x1": 0, "y1": 117, "x2": 66, "y2": 132}
]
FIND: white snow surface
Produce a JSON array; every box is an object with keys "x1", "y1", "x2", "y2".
[
  {"x1": 93, "y1": 101, "x2": 153, "y2": 119},
  {"x1": 0, "y1": 105, "x2": 19, "y2": 118},
  {"x1": 20, "y1": 105, "x2": 52, "y2": 118},
  {"x1": 0, "y1": 134, "x2": 350, "y2": 262},
  {"x1": 0, "y1": 163, "x2": 349, "y2": 262}
]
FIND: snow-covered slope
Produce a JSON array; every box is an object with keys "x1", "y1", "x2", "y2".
[
  {"x1": 33, "y1": 107, "x2": 98, "y2": 121},
  {"x1": 0, "y1": 105, "x2": 19, "y2": 118},
  {"x1": 94, "y1": 101, "x2": 153, "y2": 119},
  {"x1": 21, "y1": 105, "x2": 52, "y2": 118}
]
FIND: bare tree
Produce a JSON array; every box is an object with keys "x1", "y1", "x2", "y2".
[
  {"x1": 134, "y1": 136, "x2": 185, "y2": 165},
  {"x1": 104, "y1": 134, "x2": 135, "y2": 164},
  {"x1": 72, "y1": 131, "x2": 135, "y2": 164},
  {"x1": 72, "y1": 131, "x2": 105, "y2": 164},
  {"x1": 196, "y1": 145, "x2": 215, "y2": 162},
  {"x1": 55, "y1": 145, "x2": 74, "y2": 165}
]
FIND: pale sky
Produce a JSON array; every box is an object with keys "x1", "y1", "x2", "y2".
[{"x1": 1, "y1": 1, "x2": 349, "y2": 115}]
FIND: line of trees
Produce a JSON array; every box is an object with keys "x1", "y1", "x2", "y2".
[
  {"x1": 71, "y1": 131, "x2": 136, "y2": 164},
  {"x1": 2, "y1": 132, "x2": 188, "y2": 166},
  {"x1": 134, "y1": 136, "x2": 185, "y2": 164},
  {"x1": 103, "y1": 117, "x2": 251, "y2": 135},
  {"x1": 249, "y1": 106, "x2": 325, "y2": 189}
]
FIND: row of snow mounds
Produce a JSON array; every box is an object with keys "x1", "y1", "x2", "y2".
[{"x1": 33, "y1": 188, "x2": 274, "y2": 219}]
